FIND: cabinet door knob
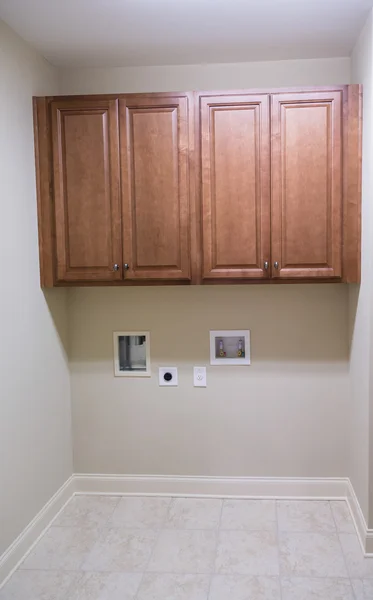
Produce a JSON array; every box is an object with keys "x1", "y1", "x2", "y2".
[
  {"x1": 113, "y1": 264, "x2": 119, "y2": 271},
  {"x1": 274, "y1": 261, "x2": 279, "y2": 270},
  {"x1": 124, "y1": 263, "x2": 129, "y2": 271},
  {"x1": 264, "y1": 261, "x2": 269, "y2": 271}
]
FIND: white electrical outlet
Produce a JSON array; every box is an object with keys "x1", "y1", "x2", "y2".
[
  {"x1": 193, "y1": 366, "x2": 207, "y2": 387},
  {"x1": 159, "y1": 367, "x2": 178, "y2": 386}
]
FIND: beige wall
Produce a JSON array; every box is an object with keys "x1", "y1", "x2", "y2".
[
  {"x1": 350, "y1": 11, "x2": 373, "y2": 526},
  {"x1": 64, "y1": 57, "x2": 352, "y2": 478},
  {"x1": 0, "y1": 21, "x2": 73, "y2": 557},
  {"x1": 69, "y1": 285, "x2": 349, "y2": 476},
  {"x1": 59, "y1": 56, "x2": 350, "y2": 95}
]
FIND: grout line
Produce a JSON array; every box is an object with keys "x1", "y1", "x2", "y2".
[
  {"x1": 133, "y1": 493, "x2": 174, "y2": 598},
  {"x1": 206, "y1": 498, "x2": 224, "y2": 600},
  {"x1": 206, "y1": 573, "x2": 213, "y2": 600},
  {"x1": 134, "y1": 520, "x2": 166, "y2": 598},
  {"x1": 329, "y1": 499, "x2": 356, "y2": 596},
  {"x1": 11, "y1": 567, "x2": 365, "y2": 578},
  {"x1": 326, "y1": 499, "x2": 339, "y2": 534},
  {"x1": 133, "y1": 572, "x2": 146, "y2": 600},
  {"x1": 46, "y1": 523, "x2": 364, "y2": 535},
  {"x1": 135, "y1": 530, "x2": 162, "y2": 596},
  {"x1": 275, "y1": 500, "x2": 283, "y2": 600},
  {"x1": 350, "y1": 580, "x2": 359, "y2": 600},
  {"x1": 163, "y1": 497, "x2": 175, "y2": 529},
  {"x1": 125, "y1": 500, "x2": 174, "y2": 600},
  {"x1": 107, "y1": 495, "x2": 122, "y2": 519}
]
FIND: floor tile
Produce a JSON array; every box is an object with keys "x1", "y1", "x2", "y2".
[
  {"x1": 351, "y1": 578, "x2": 373, "y2": 599},
  {"x1": 82, "y1": 528, "x2": 157, "y2": 572},
  {"x1": 0, "y1": 570, "x2": 82, "y2": 600},
  {"x1": 165, "y1": 498, "x2": 222, "y2": 530},
  {"x1": 8, "y1": 494, "x2": 366, "y2": 600},
  {"x1": 68, "y1": 572, "x2": 142, "y2": 600},
  {"x1": 109, "y1": 497, "x2": 171, "y2": 529},
  {"x1": 220, "y1": 500, "x2": 277, "y2": 532},
  {"x1": 137, "y1": 573, "x2": 210, "y2": 600},
  {"x1": 330, "y1": 501, "x2": 356, "y2": 534},
  {"x1": 339, "y1": 533, "x2": 373, "y2": 578},
  {"x1": 20, "y1": 527, "x2": 99, "y2": 570},
  {"x1": 209, "y1": 574, "x2": 281, "y2": 599},
  {"x1": 279, "y1": 532, "x2": 348, "y2": 577},
  {"x1": 215, "y1": 530, "x2": 279, "y2": 576},
  {"x1": 281, "y1": 577, "x2": 354, "y2": 599},
  {"x1": 148, "y1": 530, "x2": 217, "y2": 574},
  {"x1": 277, "y1": 500, "x2": 336, "y2": 533},
  {"x1": 54, "y1": 495, "x2": 119, "y2": 528}
]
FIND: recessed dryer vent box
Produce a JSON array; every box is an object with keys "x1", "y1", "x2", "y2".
[
  {"x1": 210, "y1": 330, "x2": 250, "y2": 366},
  {"x1": 113, "y1": 331, "x2": 150, "y2": 376}
]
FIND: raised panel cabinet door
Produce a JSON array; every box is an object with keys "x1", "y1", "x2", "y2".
[
  {"x1": 271, "y1": 90, "x2": 343, "y2": 279},
  {"x1": 51, "y1": 99, "x2": 122, "y2": 282},
  {"x1": 199, "y1": 93, "x2": 270, "y2": 279},
  {"x1": 119, "y1": 95, "x2": 191, "y2": 280}
]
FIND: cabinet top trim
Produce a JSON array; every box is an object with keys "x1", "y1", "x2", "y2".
[{"x1": 33, "y1": 85, "x2": 352, "y2": 103}]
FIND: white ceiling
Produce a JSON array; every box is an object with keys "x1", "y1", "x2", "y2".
[{"x1": 0, "y1": 0, "x2": 372, "y2": 68}]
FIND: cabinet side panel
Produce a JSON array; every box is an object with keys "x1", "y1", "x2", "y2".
[
  {"x1": 343, "y1": 84, "x2": 362, "y2": 283},
  {"x1": 33, "y1": 97, "x2": 55, "y2": 287}
]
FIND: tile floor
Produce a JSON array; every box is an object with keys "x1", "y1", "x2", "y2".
[{"x1": 1, "y1": 496, "x2": 373, "y2": 599}]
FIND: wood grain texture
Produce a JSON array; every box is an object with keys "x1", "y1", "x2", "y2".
[
  {"x1": 119, "y1": 94, "x2": 191, "y2": 280},
  {"x1": 33, "y1": 85, "x2": 361, "y2": 287},
  {"x1": 51, "y1": 99, "x2": 122, "y2": 282},
  {"x1": 58, "y1": 276, "x2": 342, "y2": 287},
  {"x1": 199, "y1": 93, "x2": 270, "y2": 279},
  {"x1": 342, "y1": 84, "x2": 362, "y2": 283},
  {"x1": 33, "y1": 97, "x2": 55, "y2": 287},
  {"x1": 271, "y1": 90, "x2": 343, "y2": 279},
  {"x1": 189, "y1": 92, "x2": 201, "y2": 284}
]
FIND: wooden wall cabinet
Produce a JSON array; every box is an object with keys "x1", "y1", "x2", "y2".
[
  {"x1": 34, "y1": 93, "x2": 193, "y2": 286},
  {"x1": 199, "y1": 93, "x2": 270, "y2": 280},
  {"x1": 197, "y1": 86, "x2": 361, "y2": 284},
  {"x1": 119, "y1": 95, "x2": 191, "y2": 281},
  {"x1": 271, "y1": 91, "x2": 343, "y2": 279},
  {"x1": 33, "y1": 85, "x2": 361, "y2": 287},
  {"x1": 51, "y1": 99, "x2": 122, "y2": 283}
]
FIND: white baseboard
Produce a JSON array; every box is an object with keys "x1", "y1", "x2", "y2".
[
  {"x1": 0, "y1": 475, "x2": 76, "y2": 589},
  {"x1": 346, "y1": 478, "x2": 373, "y2": 556},
  {"x1": 72, "y1": 474, "x2": 371, "y2": 555},
  {"x1": 74, "y1": 473, "x2": 350, "y2": 499},
  {"x1": 0, "y1": 473, "x2": 370, "y2": 590}
]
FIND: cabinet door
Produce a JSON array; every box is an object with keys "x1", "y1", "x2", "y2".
[
  {"x1": 271, "y1": 91, "x2": 343, "y2": 279},
  {"x1": 199, "y1": 93, "x2": 270, "y2": 279},
  {"x1": 120, "y1": 95, "x2": 191, "y2": 280},
  {"x1": 51, "y1": 99, "x2": 122, "y2": 282}
]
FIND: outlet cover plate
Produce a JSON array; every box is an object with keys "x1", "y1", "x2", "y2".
[{"x1": 194, "y1": 366, "x2": 207, "y2": 387}]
